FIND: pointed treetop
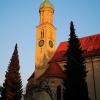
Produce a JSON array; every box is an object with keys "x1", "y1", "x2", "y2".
[
  {"x1": 70, "y1": 21, "x2": 75, "y2": 34},
  {"x1": 10, "y1": 43, "x2": 19, "y2": 68},
  {"x1": 40, "y1": 0, "x2": 54, "y2": 9},
  {"x1": 70, "y1": 21, "x2": 74, "y2": 27},
  {"x1": 15, "y1": 43, "x2": 18, "y2": 50},
  {"x1": 10, "y1": 43, "x2": 19, "y2": 64},
  {"x1": 13, "y1": 43, "x2": 18, "y2": 55}
]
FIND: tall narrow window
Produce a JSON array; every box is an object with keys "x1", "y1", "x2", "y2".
[
  {"x1": 41, "y1": 30, "x2": 44, "y2": 38},
  {"x1": 43, "y1": 30, "x2": 44, "y2": 38},
  {"x1": 41, "y1": 31, "x2": 42, "y2": 38}
]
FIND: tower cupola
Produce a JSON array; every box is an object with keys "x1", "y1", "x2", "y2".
[
  {"x1": 40, "y1": 0, "x2": 54, "y2": 10},
  {"x1": 39, "y1": 0, "x2": 54, "y2": 24}
]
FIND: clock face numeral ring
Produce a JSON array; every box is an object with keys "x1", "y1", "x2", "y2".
[
  {"x1": 49, "y1": 40, "x2": 53, "y2": 48},
  {"x1": 39, "y1": 40, "x2": 44, "y2": 47}
]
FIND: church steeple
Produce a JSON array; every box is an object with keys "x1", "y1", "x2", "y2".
[{"x1": 35, "y1": 0, "x2": 56, "y2": 79}]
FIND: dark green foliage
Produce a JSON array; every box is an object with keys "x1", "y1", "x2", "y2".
[
  {"x1": 0, "y1": 86, "x2": 3, "y2": 94},
  {"x1": 0, "y1": 86, "x2": 3, "y2": 100},
  {"x1": 63, "y1": 21, "x2": 90, "y2": 100},
  {"x1": 1, "y1": 44, "x2": 23, "y2": 100}
]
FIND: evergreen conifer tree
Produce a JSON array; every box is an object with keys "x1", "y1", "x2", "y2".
[
  {"x1": 1, "y1": 44, "x2": 23, "y2": 100},
  {"x1": 63, "y1": 21, "x2": 90, "y2": 100}
]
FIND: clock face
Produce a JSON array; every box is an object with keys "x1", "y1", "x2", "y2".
[
  {"x1": 39, "y1": 40, "x2": 44, "y2": 47},
  {"x1": 49, "y1": 40, "x2": 53, "y2": 48}
]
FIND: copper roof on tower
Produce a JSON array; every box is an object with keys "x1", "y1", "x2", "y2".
[{"x1": 40, "y1": 0, "x2": 54, "y2": 9}]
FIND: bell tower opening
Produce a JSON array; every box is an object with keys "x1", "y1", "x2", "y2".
[{"x1": 35, "y1": 0, "x2": 56, "y2": 79}]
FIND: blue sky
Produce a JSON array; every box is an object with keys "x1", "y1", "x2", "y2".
[{"x1": 0, "y1": 0, "x2": 100, "y2": 88}]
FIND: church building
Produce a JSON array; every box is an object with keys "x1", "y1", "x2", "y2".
[{"x1": 24, "y1": 0, "x2": 100, "y2": 100}]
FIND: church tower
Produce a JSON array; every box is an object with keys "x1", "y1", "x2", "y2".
[{"x1": 35, "y1": 0, "x2": 56, "y2": 78}]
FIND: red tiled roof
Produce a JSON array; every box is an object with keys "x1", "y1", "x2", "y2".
[
  {"x1": 51, "y1": 34, "x2": 100, "y2": 62},
  {"x1": 38, "y1": 62, "x2": 64, "y2": 81}
]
